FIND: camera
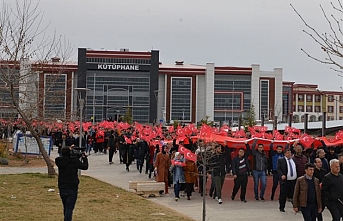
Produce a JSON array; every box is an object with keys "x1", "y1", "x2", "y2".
[{"x1": 70, "y1": 147, "x2": 86, "y2": 158}]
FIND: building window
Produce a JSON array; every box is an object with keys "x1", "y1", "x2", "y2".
[
  {"x1": 293, "y1": 105, "x2": 296, "y2": 112},
  {"x1": 315, "y1": 106, "x2": 321, "y2": 112},
  {"x1": 306, "y1": 95, "x2": 312, "y2": 102},
  {"x1": 315, "y1": 95, "x2": 321, "y2": 102},
  {"x1": 340, "y1": 95, "x2": 343, "y2": 102},
  {"x1": 340, "y1": 117, "x2": 343, "y2": 120},
  {"x1": 44, "y1": 74, "x2": 67, "y2": 119},
  {"x1": 328, "y1": 95, "x2": 334, "y2": 102},
  {"x1": 306, "y1": 106, "x2": 312, "y2": 112},
  {"x1": 171, "y1": 77, "x2": 192, "y2": 121},
  {"x1": 328, "y1": 106, "x2": 334, "y2": 113},
  {"x1": 328, "y1": 116, "x2": 334, "y2": 121},
  {"x1": 298, "y1": 94, "x2": 304, "y2": 101},
  {"x1": 298, "y1": 105, "x2": 304, "y2": 112},
  {"x1": 340, "y1": 106, "x2": 343, "y2": 113},
  {"x1": 260, "y1": 80, "x2": 269, "y2": 119}
]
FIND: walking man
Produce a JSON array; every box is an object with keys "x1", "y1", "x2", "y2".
[
  {"x1": 322, "y1": 159, "x2": 343, "y2": 221},
  {"x1": 231, "y1": 148, "x2": 250, "y2": 203},
  {"x1": 246, "y1": 139, "x2": 268, "y2": 201},
  {"x1": 277, "y1": 148, "x2": 297, "y2": 212},
  {"x1": 293, "y1": 163, "x2": 322, "y2": 221}
]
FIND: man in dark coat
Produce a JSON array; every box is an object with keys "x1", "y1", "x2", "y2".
[
  {"x1": 277, "y1": 148, "x2": 297, "y2": 212},
  {"x1": 231, "y1": 148, "x2": 250, "y2": 203},
  {"x1": 55, "y1": 147, "x2": 88, "y2": 221}
]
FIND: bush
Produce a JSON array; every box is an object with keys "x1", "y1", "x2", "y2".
[{"x1": 0, "y1": 142, "x2": 7, "y2": 158}]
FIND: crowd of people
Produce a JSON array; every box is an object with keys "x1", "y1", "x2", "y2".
[
  {"x1": 46, "y1": 124, "x2": 343, "y2": 221},
  {"x1": 3, "y1": 121, "x2": 343, "y2": 221}
]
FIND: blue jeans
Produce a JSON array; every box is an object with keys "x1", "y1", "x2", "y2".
[
  {"x1": 252, "y1": 170, "x2": 266, "y2": 199},
  {"x1": 59, "y1": 189, "x2": 78, "y2": 221}
]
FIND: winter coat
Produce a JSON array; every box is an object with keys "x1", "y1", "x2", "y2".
[
  {"x1": 122, "y1": 144, "x2": 135, "y2": 165},
  {"x1": 170, "y1": 158, "x2": 186, "y2": 185},
  {"x1": 55, "y1": 154, "x2": 88, "y2": 190},
  {"x1": 154, "y1": 152, "x2": 171, "y2": 183},
  {"x1": 293, "y1": 176, "x2": 322, "y2": 209},
  {"x1": 184, "y1": 160, "x2": 198, "y2": 183}
]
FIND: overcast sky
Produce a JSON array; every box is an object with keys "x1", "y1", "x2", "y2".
[{"x1": 10, "y1": 0, "x2": 343, "y2": 91}]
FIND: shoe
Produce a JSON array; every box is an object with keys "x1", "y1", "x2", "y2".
[
  {"x1": 109, "y1": 162, "x2": 114, "y2": 164},
  {"x1": 260, "y1": 197, "x2": 265, "y2": 202},
  {"x1": 126, "y1": 167, "x2": 129, "y2": 172},
  {"x1": 270, "y1": 195, "x2": 274, "y2": 201},
  {"x1": 280, "y1": 209, "x2": 285, "y2": 212},
  {"x1": 215, "y1": 197, "x2": 218, "y2": 201},
  {"x1": 241, "y1": 199, "x2": 247, "y2": 203},
  {"x1": 255, "y1": 197, "x2": 259, "y2": 201},
  {"x1": 218, "y1": 198, "x2": 222, "y2": 204},
  {"x1": 175, "y1": 197, "x2": 179, "y2": 201},
  {"x1": 231, "y1": 195, "x2": 234, "y2": 200},
  {"x1": 187, "y1": 196, "x2": 190, "y2": 200}
]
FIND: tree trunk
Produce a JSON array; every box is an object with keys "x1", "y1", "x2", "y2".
[
  {"x1": 202, "y1": 164, "x2": 206, "y2": 221},
  {"x1": 31, "y1": 132, "x2": 56, "y2": 176}
]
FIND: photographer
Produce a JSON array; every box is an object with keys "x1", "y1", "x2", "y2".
[{"x1": 55, "y1": 147, "x2": 89, "y2": 221}]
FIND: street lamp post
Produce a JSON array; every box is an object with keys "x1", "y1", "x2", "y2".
[
  {"x1": 116, "y1": 107, "x2": 120, "y2": 122},
  {"x1": 231, "y1": 81, "x2": 235, "y2": 126},
  {"x1": 75, "y1": 88, "x2": 90, "y2": 149},
  {"x1": 92, "y1": 73, "x2": 96, "y2": 125}
]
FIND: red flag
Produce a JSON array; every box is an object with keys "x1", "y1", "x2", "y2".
[
  {"x1": 124, "y1": 136, "x2": 132, "y2": 144},
  {"x1": 168, "y1": 125, "x2": 174, "y2": 133},
  {"x1": 335, "y1": 130, "x2": 343, "y2": 140},
  {"x1": 178, "y1": 145, "x2": 187, "y2": 154},
  {"x1": 171, "y1": 160, "x2": 186, "y2": 167},
  {"x1": 299, "y1": 133, "x2": 314, "y2": 148},
  {"x1": 184, "y1": 150, "x2": 197, "y2": 162}
]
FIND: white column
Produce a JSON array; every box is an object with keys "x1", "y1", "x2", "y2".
[{"x1": 205, "y1": 63, "x2": 215, "y2": 121}]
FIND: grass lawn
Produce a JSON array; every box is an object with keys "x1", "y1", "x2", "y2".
[{"x1": 0, "y1": 173, "x2": 194, "y2": 221}]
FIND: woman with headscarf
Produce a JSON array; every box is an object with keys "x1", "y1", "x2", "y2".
[
  {"x1": 154, "y1": 145, "x2": 171, "y2": 194},
  {"x1": 170, "y1": 152, "x2": 186, "y2": 201}
]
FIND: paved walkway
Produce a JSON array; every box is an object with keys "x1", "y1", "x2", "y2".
[{"x1": 0, "y1": 149, "x2": 332, "y2": 221}]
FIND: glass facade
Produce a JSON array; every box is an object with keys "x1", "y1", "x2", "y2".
[
  {"x1": 44, "y1": 74, "x2": 67, "y2": 119},
  {"x1": 0, "y1": 68, "x2": 19, "y2": 107},
  {"x1": 260, "y1": 80, "x2": 269, "y2": 119},
  {"x1": 85, "y1": 71, "x2": 150, "y2": 123},
  {"x1": 214, "y1": 75, "x2": 251, "y2": 122},
  {"x1": 170, "y1": 77, "x2": 191, "y2": 121},
  {"x1": 86, "y1": 57, "x2": 151, "y2": 64}
]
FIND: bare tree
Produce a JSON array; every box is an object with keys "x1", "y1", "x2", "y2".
[
  {"x1": 0, "y1": 0, "x2": 73, "y2": 175},
  {"x1": 291, "y1": 1, "x2": 343, "y2": 72}
]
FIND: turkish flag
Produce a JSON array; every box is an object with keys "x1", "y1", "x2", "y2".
[
  {"x1": 171, "y1": 160, "x2": 186, "y2": 167},
  {"x1": 168, "y1": 125, "x2": 174, "y2": 133},
  {"x1": 124, "y1": 136, "x2": 132, "y2": 144},
  {"x1": 335, "y1": 130, "x2": 343, "y2": 140},
  {"x1": 184, "y1": 150, "x2": 197, "y2": 162},
  {"x1": 299, "y1": 133, "x2": 314, "y2": 148},
  {"x1": 178, "y1": 145, "x2": 187, "y2": 154}
]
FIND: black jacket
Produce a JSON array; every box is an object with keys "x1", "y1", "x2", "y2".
[
  {"x1": 321, "y1": 172, "x2": 343, "y2": 204},
  {"x1": 211, "y1": 153, "x2": 226, "y2": 177},
  {"x1": 55, "y1": 155, "x2": 88, "y2": 190}
]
